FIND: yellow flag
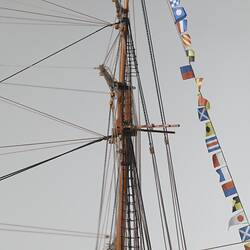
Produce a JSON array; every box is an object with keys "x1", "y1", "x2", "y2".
[
  {"x1": 206, "y1": 122, "x2": 215, "y2": 137},
  {"x1": 195, "y1": 77, "x2": 204, "y2": 91},
  {"x1": 244, "y1": 243, "x2": 250, "y2": 250},
  {"x1": 186, "y1": 49, "x2": 195, "y2": 62}
]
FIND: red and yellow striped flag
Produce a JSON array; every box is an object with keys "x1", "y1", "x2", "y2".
[{"x1": 181, "y1": 34, "x2": 191, "y2": 48}]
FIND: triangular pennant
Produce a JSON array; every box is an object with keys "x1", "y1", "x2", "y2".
[
  {"x1": 195, "y1": 78, "x2": 204, "y2": 91},
  {"x1": 229, "y1": 211, "x2": 248, "y2": 228},
  {"x1": 198, "y1": 94, "x2": 210, "y2": 109}
]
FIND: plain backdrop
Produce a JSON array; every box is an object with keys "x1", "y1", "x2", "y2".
[{"x1": 0, "y1": 0, "x2": 249, "y2": 249}]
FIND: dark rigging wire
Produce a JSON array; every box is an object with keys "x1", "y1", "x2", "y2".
[
  {"x1": 0, "y1": 137, "x2": 101, "y2": 149},
  {"x1": 39, "y1": 0, "x2": 110, "y2": 25},
  {"x1": 7, "y1": 0, "x2": 90, "y2": 20},
  {"x1": 0, "y1": 15, "x2": 98, "y2": 26},
  {"x1": 0, "y1": 222, "x2": 108, "y2": 238},
  {"x1": 0, "y1": 95, "x2": 104, "y2": 137},
  {"x1": 0, "y1": 23, "x2": 114, "y2": 84},
  {"x1": 0, "y1": 64, "x2": 95, "y2": 70},
  {"x1": 95, "y1": 106, "x2": 112, "y2": 250},
  {"x1": 140, "y1": 0, "x2": 187, "y2": 249},
  {"x1": 0, "y1": 7, "x2": 104, "y2": 25},
  {"x1": 0, "y1": 227, "x2": 103, "y2": 239},
  {"x1": 3, "y1": 82, "x2": 108, "y2": 95},
  {"x1": 0, "y1": 141, "x2": 92, "y2": 156},
  {"x1": 0, "y1": 21, "x2": 101, "y2": 27},
  {"x1": 200, "y1": 240, "x2": 250, "y2": 250},
  {"x1": 0, "y1": 136, "x2": 108, "y2": 183},
  {"x1": 127, "y1": 25, "x2": 172, "y2": 250}
]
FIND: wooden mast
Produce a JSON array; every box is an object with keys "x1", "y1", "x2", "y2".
[{"x1": 113, "y1": 0, "x2": 131, "y2": 249}]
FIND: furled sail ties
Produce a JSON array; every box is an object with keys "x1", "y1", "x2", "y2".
[{"x1": 166, "y1": 0, "x2": 250, "y2": 248}]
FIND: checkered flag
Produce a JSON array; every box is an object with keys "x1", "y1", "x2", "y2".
[{"x1": 170, "y1": 0, "x2": 180, "y2": 8}]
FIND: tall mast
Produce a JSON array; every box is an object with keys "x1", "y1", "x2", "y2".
[
  {"x1": 113, "y1": 0, "x2": 131, "y2": 250},
  {"x1": 100, "y1": 1, "x2": 156, "y2": 249}
]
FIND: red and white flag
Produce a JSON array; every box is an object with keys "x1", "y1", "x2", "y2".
[
  {"x1": 229, "y1": 211, "x2": 248, "y2": 228},
  {"x1": 212, "y1": 151, "x2": 226, "y2": 168}
]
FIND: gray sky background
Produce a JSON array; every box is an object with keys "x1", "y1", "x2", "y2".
[{"x1": 0, "y1": 0, "x2": 249, "y2": 250}]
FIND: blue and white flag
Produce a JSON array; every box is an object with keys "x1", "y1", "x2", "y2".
[
  {"x1": 170, "y1": 0, "x2": 180, "y2": 8},
  {"x1": 198, "y1": 107, "x2": 209, "y2": 122},
  {"x1": 239, "y1": 225, "x2": 250, "y2": 241},
  {"x1": 216, "y1": 167, "x2": 231, "y2": 182},
  {"x1": 176, "y1": 19, "x2": 187, "y2": 33},
  {"x1": 173, "y1": 7, "x2": 187, "y2": 23}
]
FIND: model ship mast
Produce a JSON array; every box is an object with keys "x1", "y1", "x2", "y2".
[
  {"x1": 99, "y1": 1, "x2": 179, "y2": 249},
  {"x1": 113, "y1": 0, "x2": 132, "y2": 249}
]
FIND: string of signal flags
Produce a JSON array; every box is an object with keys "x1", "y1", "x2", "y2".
[{"x1": 167, "y1": 0, "x2": 250, "y2": 248}]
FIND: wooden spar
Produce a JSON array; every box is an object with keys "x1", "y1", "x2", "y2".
[{"x1": 113, "y1": 0, "x2": 130, "y2": 250}]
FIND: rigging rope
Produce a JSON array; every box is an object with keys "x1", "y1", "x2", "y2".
[
  {"x1": 0, "y1": 137, "x2": 107, "y2": 183},
  {"x1": 0, "y1": 64, "x2": 95, "y2": 70},
  {"x1": 128, "y1": 137, "x2": 152, "y2": 249},
  {"x1": 0, "y1": 222, "x2": 108, "y2": 238},
  {"x1": 0, "y1": 137, "x2": 101, "y2": 149},
  {"x1": 39, "y1": 0, "x2": 110, "y2": 25},
  {"x1": 6, "y1": 0, "x2": 90, "y2": 20},
  {"x1": 200, "y1": 240, "x2": 250, "y2": 250},
  {"x1": 95, "y1": 106, "x2": 112, "y2": 250},
  {"x1": 0, "y1": 95, "x2": 104, "y2": 136},
  {"x1": 0, "y1": 227, "x2": 105, "y2": 239},
  {"x1": 128, "y1": 24, "x2": 172, "y2": 250},
  {"x1": 0, "y1": 15, "x2": 100, "y2": 26},
  {"x1": 0, "y1": 7, "x2": 105, "y2": 25},
  {"x1": 0, "y1": 21, "x2": 102, "y2": 27},
  {"x1": 97, "y1": 144, "x2": 114, "y2": 250},
  {"x1": 139, "y1": 0, "x2": 187, "y2": 249},
  {"x1": 0, "y1": 141, "x2": 92, "y2": 157},
  {"x1": 103, "y1": 30, "x2": 119, "y2": 65},
  {"x1": 0, "y1": 23, "x2": 114, "y2": 84},
  {"x1": 3, "y1": 82, "x2": 108, "y2": 94}
]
